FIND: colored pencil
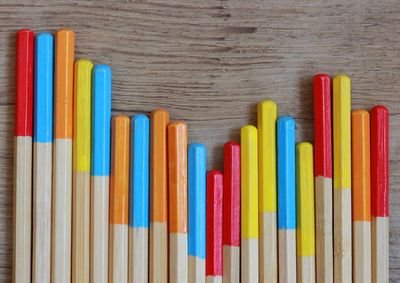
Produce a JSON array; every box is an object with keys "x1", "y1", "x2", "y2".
[
  {"x1": 52, "y1": 29, "x2": 74, "y2": 283},
  {"x1": 32, "y1": 32, "x2": 53, "y2": 283},
  {"x1": 13, "y1": 29, "x2": 34, "y2": 283},
  {"x1": 129, "y1": 115, "x2": 150, "y2": 283},
  {"x1": 188, "y1": 144, "x2": 207, "y2": 283},
  {"x1": 296, "y1": 142, "x2": 315, "y2": 283},
  {"x1": 313, "y1": 73, "x2": 333, "y2": 283},
  {"x1": 109, "y1": 115, "x2": 130, "y2": 283},
  {"x1": 168, "y1": 122, "x2": 188, "y2": 283},
  {"x1": 240, "y1": 125, "x2": 259, "y2": 283},
  {"x1": 257, "y1": 100, "x2": 278, "y2": 283},
  {"x1": 206, "y1": 170, "x2": 223, "y2": 283},
  {"x1": 90, "y1": 64, "x2": 112, "y2": 283},
  {"x1": 370, "y1": 105, "x2": 389, "y2": 283},
  {"x1": 222, "y1": 141, "x2": 240, "y2": 283},
  {"x1": 149, "y1": 109, "x2": 169, "y2": 283},
  {"x1": 351, "y1": 110, "x2": 371, "y2": 283},
  {"x1": 332, "y1": 74, "x2": 352, "y2": 283},
  {"x1": 72, "y1": 59, "x2": 93, "y2": 283},
  {"x1": 277, "y1": 116, "x2": 297, "y2": 283}
]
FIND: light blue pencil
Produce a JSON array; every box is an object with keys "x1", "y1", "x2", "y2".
[
  {"x1": 129, "y1": 114, "x2": 150, "y2": 283},
  {"x1": 90, "y1": 65, "x2": 111, "y2": 283},
  {"x1": 188, "y1": 144, "x2": 207, "y2": 282},
  {"x1": 32, "y1": 32, "x2": 54, "y2": 283},
  {"x1": 277, "y1": 116, "x2": 297, "y2": 283}
]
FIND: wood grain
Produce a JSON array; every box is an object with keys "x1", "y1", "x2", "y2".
[{"x1": 1, "y1": 1, "x2": 400, "y2": 281}]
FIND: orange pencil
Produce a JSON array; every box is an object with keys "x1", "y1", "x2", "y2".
[
  {"x1": 351, "y1": 110, "x2": 371, "y2": 283},
  {"x1": 109, "y1": 116, "x2": 130, "y2": 283},
  {"x1": 149, "y1": 110, "x2": 169, "y2": 283},
  {"x1": 168, "y1": 122, "x2": 188, "y2": 283},
  {"x1": 51, "y1": 29, "x2": 74, "y2": 283}
]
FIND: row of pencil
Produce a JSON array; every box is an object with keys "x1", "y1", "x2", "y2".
[{"x1": 13, "y1": 27, "x2": 389, "y2": 283}]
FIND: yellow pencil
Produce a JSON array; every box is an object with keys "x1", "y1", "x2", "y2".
[
  {"x1": 257, "y1": 100, "x2": 278, "y2": 283},
  {"x1": 240, "y1": 125, "x2": 259, "y2": 283},
  {"x1": 333, "y1": 74, "x2": 352, "y2": 283},
  {"x1": 72, "y1": 59, "x2": 93, "y2": 282},
  {"x1": 296, "y1": 142, "x2": 315, "y2": 283}
]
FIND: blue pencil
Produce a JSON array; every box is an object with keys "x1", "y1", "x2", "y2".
[
  {"x1": 187, "y1": 144, "x2": 207, "y2": 282},
  {"x1": 90, "y1": 64, "x2": 111, "y2": 283},
  {"x1": 32, "y1": 32, "x2": 53, "y2": 283},
  {"x1": 129, "y1": 114, "x2": 150, "y2": 283},
  {"x1": 277, "y1": 116, "x2": 297, "y2": 283}
]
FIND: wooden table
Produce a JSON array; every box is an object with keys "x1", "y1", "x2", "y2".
[{"x1": 0, "y1": 0, "x2": 399, "y2": 281}]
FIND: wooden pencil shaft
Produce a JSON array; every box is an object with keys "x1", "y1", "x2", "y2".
[
  {"x1": 90, "y1": 176, "x2": 109, "y2": 283},
  {"x1": 170, "y1": 233, "x2": 188, "y2": 283},
  {"x1": 371, "y1": 217, "x2": 389, "y2": 283},
  {"x1": 222, "y1": 245, "x2": 239, "y2": 283},
  {"x1": 206, "y1": 276, "x2": 222, "y2": 283},
  {"x1": 13, "y1": 137, "x2": 33, "y2": 283},
  {"x1": 188, "y1": 255, "x2": 205, "y2": 283},
  {"x1": 333, "y1": 189, "x2": 352, "y2": 283},
  {"x1": 149, "y1": 222, "x2": 168, "y2": 283},
  {"x1": 32, "y1": 142, "x2": 52, "y2": 283},
  {"x1": 259, "y1": 212, "x2": 278, "y2": 283},
  {"x1": 278, "y1": 229, "x2": 296, "y2": 283},
  {"x1": 315, "y1": 176, "x2": 333, "y2": 283},
  {"x1": 241, "y1": 238, "x2": 258, "y2": 283},
  {"x1": 51, "y1": 139, "x2": 72, "y2": 283},
  {"x1": 297, "y1": 256, "x2": 315, "y2": 283},
  {"x1": 129, "y1": 227, "x2": 148, "y2": 283},
  {"x1": 72, "y1": 171, "x2": 90, "y2": 283},
  {"x1": 353, "y1": 221, "x2": 371, "y2": 283},
  {"x1": 109, "y1": 223, "x2": 128, "y2": 283}
]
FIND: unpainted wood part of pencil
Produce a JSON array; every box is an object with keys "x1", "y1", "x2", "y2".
[
  {"x1": 278, "y1": 229, "x2": 297, "y2": 283},
  {"x1": 32, "y1": 142, "x2": 52, "y2": 283},
  {"x1": 241, "y1": 238, "x2": 258, "y2": 283},
  {"x1": 129, "y1": 227, "x2": 149, "y2": 283},
  {"x1": 297, "y1": 256, "x2": 315, "y2": 283},
  {"x1": 169, "y1": 233, "x2": 188, "y2": 283},
  {"x1": 150, "y1": 222, "x2": 168, "y2": 283},
  {"x1": 90, "y1": 176, "x2": 109, "y2": 283},
  {"x1": 109, "y1": 224, "x2": 128, "y2": 283},
  {"x1": 52, "y1": 139, "x2": 72, "y2": 283},
  {"x1": 371, "y1": 217, "x2": 389, "y2": 283},
  {"x1": 333, "y1": 188, "x2": 352, "y2": 283},
  {"x1": 188, "y1": 255, "x2": 205, "y2": 283},
  {"x1": 72, "y1": 171, "x2": 90, "y2": 283},
  {"x1": 13, "y1": 137, "x2": 32, "y2": 283},
  {"x1": 222, "y1": 246, "x2": 239, "y2": 283},
  {"x1": 353, "y1": 221, "x2": 371, "y2": 283},
  {"x1": 259, "y1": 211, "x2": 278, "y2": 283},
  {"x1": 206, "y1": 275, "x2": 222, "y2": 283},
  {"x1": 315, "y1": 176, "x2": 333, "y2": 283}
]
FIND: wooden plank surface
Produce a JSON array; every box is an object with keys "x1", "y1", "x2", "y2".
[{"x1": 0, "y1": 0, "x2": 399, "y2": 281}]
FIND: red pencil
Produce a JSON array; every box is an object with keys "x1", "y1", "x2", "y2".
[
  {"x1": 14, "y1": 29, "x2": 34, "y2": 283},
  {"x1": 206, "y1": 170, "x2": 224, "y2": 283},
  {"x1": 370, "y1": 105, "x2": 389, "y2": 283},
  {"x1": 313, "y1": 74, "x2": 333, "y2": 283},
  {"x1": 222, "y1": 142, "x2": 240, "y2": 283}
]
